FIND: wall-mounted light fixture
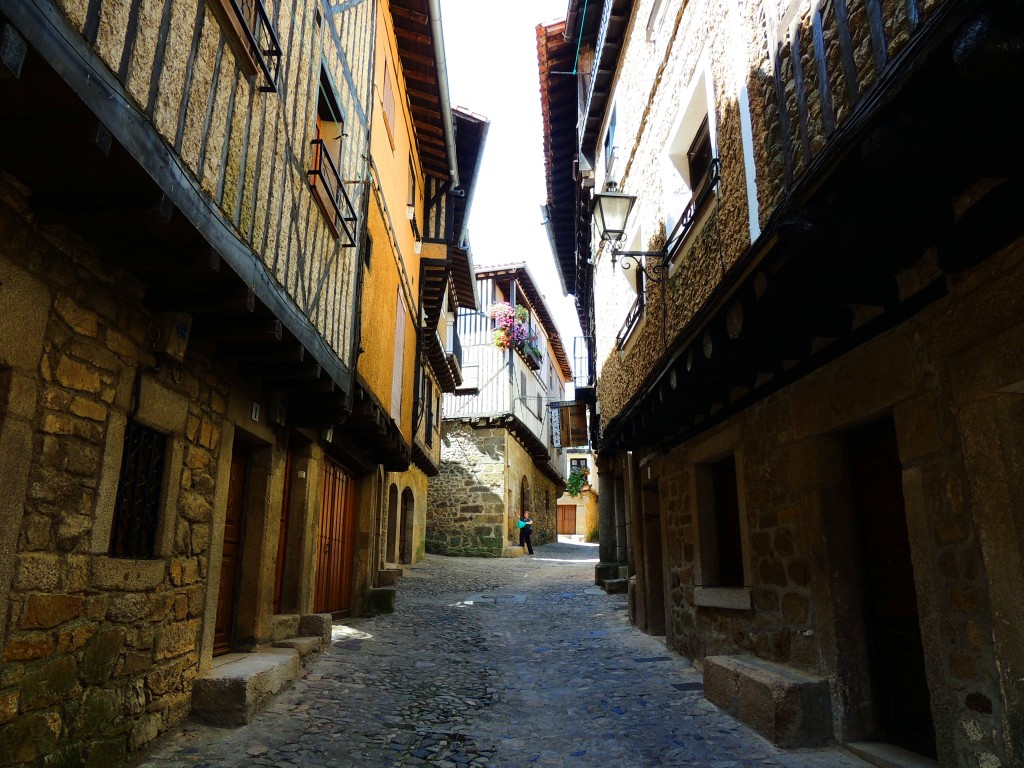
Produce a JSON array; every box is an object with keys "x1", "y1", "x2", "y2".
[{"x1": 591, "y1": 159, "x2": 720, "y2": 283}]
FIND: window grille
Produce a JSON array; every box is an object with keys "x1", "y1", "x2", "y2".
[{"x1": 109, "y1": 420, "x2": 167, "y2": 559}]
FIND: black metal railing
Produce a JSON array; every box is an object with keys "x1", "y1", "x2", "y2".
[
  {"x1": 665, "y1": 157, "x2": 721, "y2": 257},
  {"x1": 230, "y1": 0, "x2": 281, "y2": 92},
  {"x1": 309, "y1": 138, "x2": 358, "y2": 245},
  {"x1": 616, "y1": 292, "x2": 645, "y2": 350}
]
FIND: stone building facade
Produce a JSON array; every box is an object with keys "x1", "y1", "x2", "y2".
[
  {"x1": 540, "y1": 0, "x2": 1023, "y2": 765},
  {"x1": 0, "y1": 0, "x2": 476, "y2": 762},
  {"x1": 428, "y1": 265, "x2": 571, "y2": 556}
]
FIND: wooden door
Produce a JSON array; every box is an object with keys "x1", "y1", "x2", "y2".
[
  {"x1": 850, "y1": 422, "x2": 936, "y2": 758},
  {"x1": 272, "y1": 447, "x2": 294, "y2": 615},
  {"x1": 557, "y1": 504, "x2": 576, "y2": 534},
  {"x1": 214, "y1": 447, "x2": 248, "y2": 655},
  {"x1": 314, "y1": 457, "x2": 357, "y2": 616}
]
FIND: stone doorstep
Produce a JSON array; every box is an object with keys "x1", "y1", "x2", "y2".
[
  {"x1": 377, "y1": 568, "x2": 402, "y2": 586},
  {"x1": 502, "y1": 545, "x2": 528, "y2": 558},
  {"x1": 702, "y1": 654, "x2": 833, "y2": 748},
  {"x1": 270, "y1": 613, "x2": 300, "y2": 642},
  {"x1": 845, "y1": 742, "x2": 938, "y2": 768},
  {"x1": 192, "y1": 648, "x2": 301, "y2": 727},
  {"x1": 271, "y1": 636, "x2": 323, "y2": 662},
  {"x1": 602, "y1": 578, "x2": 628, "y2": 594}
]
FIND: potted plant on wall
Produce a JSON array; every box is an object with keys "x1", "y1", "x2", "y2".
[{"x1": 487, "y1": 301, "x2": 542, "y2": 370}]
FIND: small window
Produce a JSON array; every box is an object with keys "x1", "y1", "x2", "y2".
[
  {"x1": 696, "y1": 455, "x2": 745, "y2": 588},
  {"x1": 309, "y1": 65, "x2": 357, "y2": 243},
  {"x1": 424, "y1": 377, "x2": 434, "y2": 448},
  {"x1": 109, "y1": 420, "x2": 168, "y2": 559},
  {"x1": 0, "y1": 366, "x2": 11, "y2": 435},
  {"x1": 570, "y1": 458, "x2": 588, "y2": 474},
  {"x1": 363, "y1": 231, "x2": 372, "y2": 269},
  {"x1": 604, "y1": 106, "x2": 617, "y2": 172},
  {"x1": 687, "y1": 118, "x2": 714, "y2": 197},
  {"x1": 382, "y1": 62, "x2": 395, "y2": 145}
]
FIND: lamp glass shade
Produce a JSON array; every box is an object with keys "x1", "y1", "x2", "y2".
[{"x1": 592, "y1": 190, "x2": 636, "y2": 242}]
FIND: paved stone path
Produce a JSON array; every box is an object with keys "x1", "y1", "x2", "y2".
[{"x1": 136, "y1": 541, "x2": 870, "y2": 768}]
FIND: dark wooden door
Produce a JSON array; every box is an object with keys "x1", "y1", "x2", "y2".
[
  {"x1": 214, "y1": 447, "x2": 248, "y2": 655},
  {"x1": 850, "y1": 422, "x2": 936, "y2": 758},
  {"x1": 273, "y1": 447, "x2": 294, "y2": 615},
  {"x1": 314, "y1": 457, "x2": 357, "y2": 615},
  {"x1": 557, "y1": 504, "x2": 576, "y2": 534}
]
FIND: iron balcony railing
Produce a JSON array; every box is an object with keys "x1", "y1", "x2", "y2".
[
  {"x1": 230, "y1": 0, "x2": 281, "y2": 93},
  {"x1": 664, "y1": 158, "x2": 721, "y2": 258},
  {"x1": 309, "y1": 139, "x2": 358, "y2": 245},
  {"x1": 616, "y1": 292, "x2": 645, "y2": 350}
]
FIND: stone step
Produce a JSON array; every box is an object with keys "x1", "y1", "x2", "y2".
[
  {"x1": 703, "y1": 654, "x2": 832, "y2": 747},
  {"x1": 270, "y1": 613, "x2": 300, "y2": 642},
  {"x1": 272, "y1": 636, "x2": 323, "y2": 662},
  {"x1": 377, "y1": 568, "x2": 402, "y2": 586},
  {"x1": 845, "y1": 742, "x2": 938, "y2": 768},
  {"x1": 603, "y1": 578, "x2": 628, "y2": 594},
  {"x1": 502, "y1": 545, "x2": 528, "y2": 558},
  {"x1": 192, "y1": 648, "x2": 301, "y2": 726}
]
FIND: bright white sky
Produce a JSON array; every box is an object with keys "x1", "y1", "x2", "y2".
[{"x1": 439, "y1": 0, "x2": 583, "y2": 354}]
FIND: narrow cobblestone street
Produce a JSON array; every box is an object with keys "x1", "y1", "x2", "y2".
[{"x1": 136, "y1": 542, "x2": 870, "y2": 768}]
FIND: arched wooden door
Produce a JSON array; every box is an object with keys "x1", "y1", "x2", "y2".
[
  {"x1": 399, "y1": 487, "x2": 414, "y2": 564},
  {"x1": 314, "y1": 457, "x2": 357, "y2": 616}
]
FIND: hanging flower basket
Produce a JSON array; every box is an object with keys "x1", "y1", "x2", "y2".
[{"x1": 487, "y1": 302, "x2": 542, "y2": 369}]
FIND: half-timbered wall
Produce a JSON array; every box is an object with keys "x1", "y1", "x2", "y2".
[{"x1": 49, "y1": 0, "x2": 374, "y2": 374}]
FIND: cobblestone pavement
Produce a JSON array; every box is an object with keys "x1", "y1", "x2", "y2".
[{"x1": 137, "y1": 540, "x2": 871, "y2": 768}]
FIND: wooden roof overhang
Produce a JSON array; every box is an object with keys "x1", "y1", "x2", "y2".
[
  {"x1": 538, "y1": 0, "x2": 632, "y2": 327},
  {"x1": 599, "y1": 0, "x2": 1024, "y2": 454},
  {"x1": 0, "y1": 5, "x2": 361, "y2": 429},
  {"x1": 420, "y1": 257, "x2": 462, "y2": 393},
  {"x1": 537, "y1": 19, "x2": 579, "y2": 297},
  {"x1": 452, "y1": 107, "x2": 488, "y2": 259},
  {"x1": 389, "y1": 0, "x2": 453, "y2": 182},
  {"x1": 475, "y1": 265, "x2": 574, "y2": 380}
]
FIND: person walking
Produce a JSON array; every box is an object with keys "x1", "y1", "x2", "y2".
[{"x1": 519, "y1": 510, "x2": 534, "y2": 555}]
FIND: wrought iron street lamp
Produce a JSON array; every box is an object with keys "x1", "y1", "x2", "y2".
[{"x1": 591, "y1": 159, "x2": 721, "y2": 284}]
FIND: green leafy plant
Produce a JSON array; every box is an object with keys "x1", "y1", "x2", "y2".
[{"x1": 565, "y1": 465, "x2": 590, "y2": 497}]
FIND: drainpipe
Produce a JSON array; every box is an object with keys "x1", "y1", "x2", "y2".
[
  {"x1": 427, "y1": 0, "x2": 459, "y2": 189},
  {"x1": 563, "y1": 0, "x2": 579, "y2": 42}
]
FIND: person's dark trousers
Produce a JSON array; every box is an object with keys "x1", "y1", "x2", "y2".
[{"x1": 522, "y1": 528, "x2": 534, "y2": 554}]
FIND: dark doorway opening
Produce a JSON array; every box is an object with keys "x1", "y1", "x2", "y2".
[{"x1": 848, "y1": 420, "x2": 936, "y2": 759}]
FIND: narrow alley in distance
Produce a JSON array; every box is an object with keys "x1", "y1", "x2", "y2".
[{"x1": 136, "y1": 541, "x2": 868, "y2": 768}]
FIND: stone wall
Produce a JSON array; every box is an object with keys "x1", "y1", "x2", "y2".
[
  {"x1": 504, "y1": 433, "x2": 559, "y2": 549},
  {"x1": 0, "y1": 181, "x2": 230, "y2": 763},
  {"x1": 650, "y1": 236, "x2": 1024, "y2": 767},
  {"x1": 591, "y1": 0, "x2": 946, "y2": 431},
  {"x1": 427, "y1": 423, "x2": 561, "y2": 556},
  {"x1": 427, "y1": 425, "x2": 506, "y2": 556}
]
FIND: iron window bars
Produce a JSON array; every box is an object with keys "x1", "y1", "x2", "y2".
[
  {"x1": 109, "y1": 419, "x2": 167, "y2": 559},
  {"x1": 309, "y1": 138, "x2": 358, "y2": 245},
  {"x1": 229, "y1": 0, "x2": 281, "y2": 92}
]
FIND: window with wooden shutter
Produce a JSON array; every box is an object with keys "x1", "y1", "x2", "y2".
[
  {"x1": 382, "y1": 62, "x2": 395, "y2": 146},
  {"x1": 391, "y1": 289, "x2": 405, "y2": 422}
]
